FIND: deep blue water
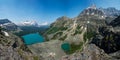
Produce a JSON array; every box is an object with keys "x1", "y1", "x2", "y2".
[{"x1": 22, "y1": 33, "x2": 44, "y2": 45}]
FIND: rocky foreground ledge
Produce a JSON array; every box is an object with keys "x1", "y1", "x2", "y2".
[{"x1": 0, "y1": 31, "x2": 39, "y2": 60}]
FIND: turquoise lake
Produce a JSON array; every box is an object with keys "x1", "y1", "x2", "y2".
[
  {"x1": 22, "y1": 33, "x2": 44, "y2": 45},
  {"x1": 61, "y1": 43, "x2": 70, "y2": 51}
]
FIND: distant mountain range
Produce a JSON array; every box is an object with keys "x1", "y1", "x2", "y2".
[
  {"x1": 99, "y1": 7, "x2": 120, "y2": 17},
  {"x1": 79, "y1": 4, "x2": 120, "y2": 18},
  {"x1": 14, "y1": 21, "x2": 49, "y2": 36},
  {"x1": 18, "y1": 21, "x2": 38, "y2": 27},
  {"x1": 18, "y1": 21, "x2": 49, "y2": 27},
  {"x1": 0, "y1": 19, "x2": 49, "y2": 36},
  {"x1": 0, "y1": 19, "x2": 21, "y2": 31}
]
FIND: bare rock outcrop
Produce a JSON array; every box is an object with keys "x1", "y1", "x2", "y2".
[
  {"x1": 61, "y1": 44, "x2": 115, "y2": 60},
  {"x1": 0, "y1": 30, "x2": 37, "y2": 60}
]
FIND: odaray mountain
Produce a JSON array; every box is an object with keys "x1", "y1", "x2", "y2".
[{"x1": 41, "y1": 5, "x2": 120, "y2": 60}]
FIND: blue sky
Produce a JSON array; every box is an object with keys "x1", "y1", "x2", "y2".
[{"x1": 0, "y1": 0, "x2": 120, "y2": 24}]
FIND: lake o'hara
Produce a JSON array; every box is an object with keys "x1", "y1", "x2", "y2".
[{"x1": 22, "y1": 33, "x2": 44, "y2": 45}]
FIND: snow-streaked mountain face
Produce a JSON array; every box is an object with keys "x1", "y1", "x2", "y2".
[
  {"x1": 79, "y1": 4, "x2": 106, "y2": 19},
  {"x1": 19, "y1": 21, "x2": 38, "y2": 27},
  {"x1": 99, "y1": 7, "x2": 120, "y2": 17},
  {"x1": 18, "y1": 20, "x2": 50, "y2": 27},
  {"x1": 79, "y1": 4, "x2": 120, "y2": 19},
  {"x1": 0, "y1": 19, "x2": 20, "y2": 31},
  {"x1": 16, "y1": 21, "x2": 49, "y2": 36}
]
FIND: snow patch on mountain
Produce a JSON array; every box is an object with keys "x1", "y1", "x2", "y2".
[
  {"x1": 18, "y1": 20, "x2": 49, "y2": 27},
  {"x1": 19, "y1": 20, "x2": 38, "y2": 26}
]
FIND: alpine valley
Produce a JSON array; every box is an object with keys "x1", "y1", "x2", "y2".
[{"x1": 0, "y1": 5, "x2": 120, "y2": 60}]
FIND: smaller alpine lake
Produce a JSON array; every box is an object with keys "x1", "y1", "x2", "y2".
[{"x1": 22, "y1": 33, "x2": 44, "y2": 45}]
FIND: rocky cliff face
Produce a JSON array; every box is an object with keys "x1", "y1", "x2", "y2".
[
  {"x1": 99, "y1": 7, "x2": 120, "y2": 17},
  {"x1": 110, "y1": 16, "x2": 120, "y2": 27},
  {"x1": 64, "y1": 15, "x2": 120, "y2": 60},
  {"x1": 0, "y1": 28, "x2": 39, "y2": 60},
  {"x1": 91, "y1": 26, "x2": 120, "y2": 54}
]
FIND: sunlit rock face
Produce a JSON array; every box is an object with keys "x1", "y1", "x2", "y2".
[
  {"x1": 76, "y1": 5, "x2": 106, "y2": 33},
  {"x1": 78, "y1": 4, "x2": 106, "y2": 19}
]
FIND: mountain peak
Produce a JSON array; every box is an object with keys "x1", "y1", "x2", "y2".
[
  {"x1": 20, "y1": 20, "x2": 38, "y2": 26},
  {"x1": 0, "y1": 19, "x2": 12, "y2": 24},
  {"x1": 87, "y1": 4, "x2": 97, "y2": 9},
  {"x1": 57, "y1": 16, "x2": 70, "y2": 21},
  {"x1": 79, "y1": 4, "x2": 105, "y2": 18}
]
